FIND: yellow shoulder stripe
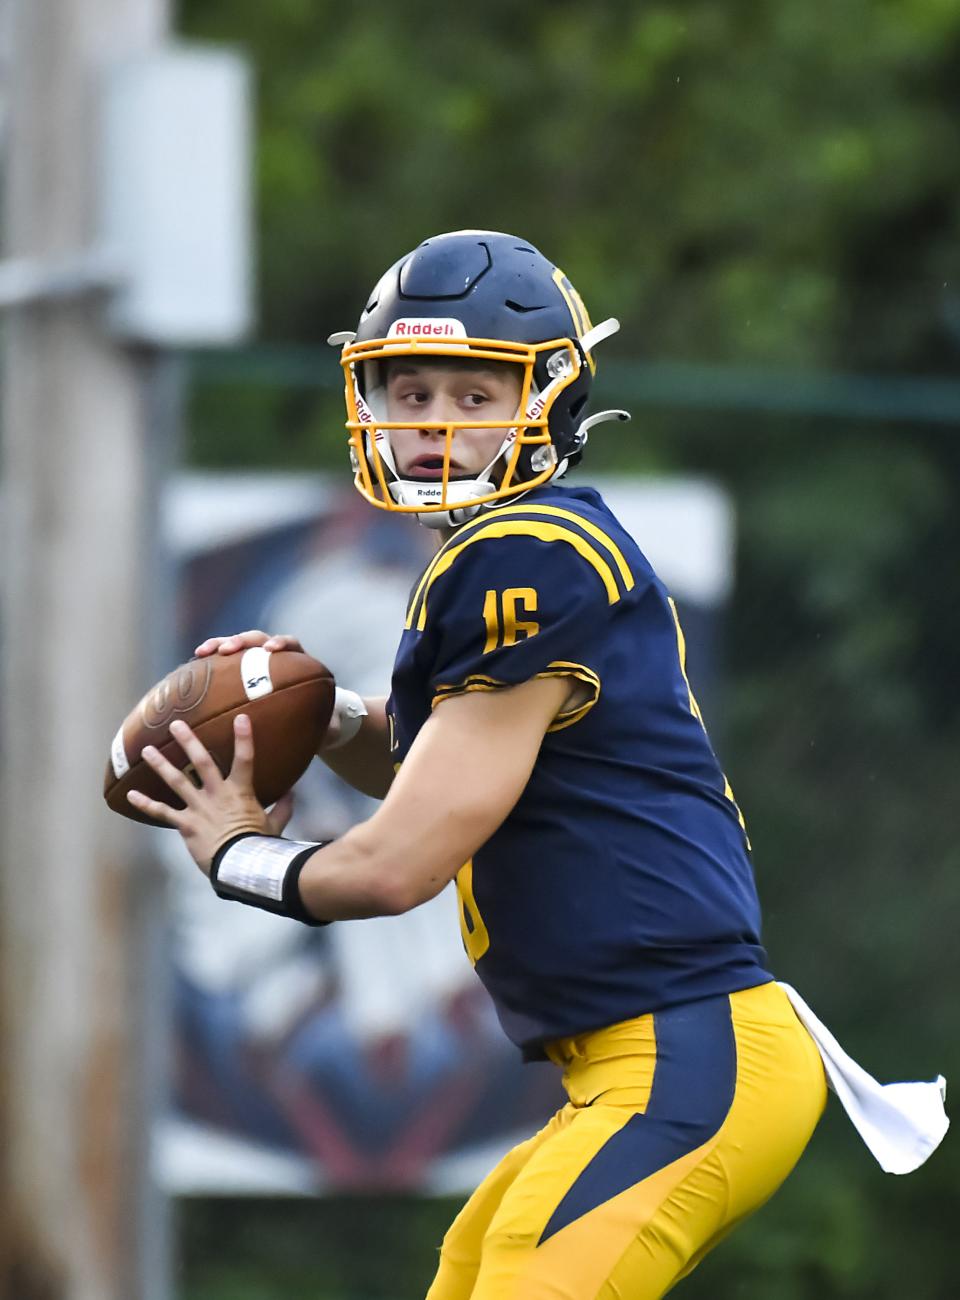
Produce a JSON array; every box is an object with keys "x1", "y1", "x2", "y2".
[
  {"x1": 406, "y1": 533, "x2": 465, "y2": 630},
  {"x1": 498, "y1": 505, "x2": 634, "y2": 591},
  {"x1": 405, "y1": 504, "x2": 634, "y2": 630},
  {"x1": 415, "y1": 520, "x2": 622, "y2": 632}
]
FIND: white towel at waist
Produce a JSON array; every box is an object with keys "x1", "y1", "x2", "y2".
[{"x1": 778, "y1": 982, "x2": 949, "y2": 1175}]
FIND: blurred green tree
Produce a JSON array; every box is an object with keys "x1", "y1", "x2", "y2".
[{"x1": 183, "y1": 0, "x2": 960, "y2": 364}]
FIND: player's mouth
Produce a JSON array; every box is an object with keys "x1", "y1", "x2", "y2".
[{"x1": 403, "y1": 454, "x2": 468, "y2": 480}]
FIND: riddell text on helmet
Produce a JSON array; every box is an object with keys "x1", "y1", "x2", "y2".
[{"x1": 387, "y1": 318, "x2": 467, "y2": 338}]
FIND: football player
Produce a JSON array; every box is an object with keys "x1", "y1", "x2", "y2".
[{"x1": 129, "y1": 232, "x2": 863, "y2": 1296}]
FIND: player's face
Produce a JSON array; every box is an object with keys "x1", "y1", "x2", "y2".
[{"x1": 385, "y1": 361, "x2": 524, "y2": 480}]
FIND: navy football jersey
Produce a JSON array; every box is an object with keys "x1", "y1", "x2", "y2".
[{"x1": 387, "y1": 483, "x2": 772, "y2": 1057}]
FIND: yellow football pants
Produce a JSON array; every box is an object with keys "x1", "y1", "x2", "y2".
[{"x1": 425, "y1": 981, "x2": 826, "y2": 1300}]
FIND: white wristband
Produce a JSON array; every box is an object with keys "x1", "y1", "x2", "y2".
[
  {"x1": 326, "y1": 686, "x2": 368, "y2": 750},
  {"x1": 216, "y1": 835, "x2": 315, "y2": 902},
  {"x1": 211, "y1": 833, "x2": 329, "y2": 925}
]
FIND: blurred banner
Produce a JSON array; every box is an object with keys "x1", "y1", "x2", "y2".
[{"x1": 154, "y1": 472, "x2": 734, "y2": 1196}]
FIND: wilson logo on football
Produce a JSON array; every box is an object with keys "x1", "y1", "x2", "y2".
[
  {"x1": 387, "y1": 318, "x2": 467, "y2": 339},
  {"x1": 142, "y1": 659, "x2": 213, "y2": 729}
]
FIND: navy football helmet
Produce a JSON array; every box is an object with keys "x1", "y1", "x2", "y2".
[{"x1": 328, "y1": 230, "x2": 627, "y2": 527}]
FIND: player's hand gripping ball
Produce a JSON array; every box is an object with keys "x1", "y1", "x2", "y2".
[{"x1": 104, "y1": 648, "x2": 335, "y2": 826}]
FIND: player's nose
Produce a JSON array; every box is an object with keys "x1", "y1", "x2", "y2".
[{"x1": 417, "y1": 395, "x2": 457, "y2": 434}]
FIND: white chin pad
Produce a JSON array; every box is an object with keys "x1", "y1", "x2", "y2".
[{"x1": 389, "y1": 478, "x2": 492, "y2": 511}]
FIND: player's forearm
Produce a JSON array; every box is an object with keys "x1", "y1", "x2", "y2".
[
  {"x1": 295, "y1": 814, "x2": 457, "y2": 920},
  {"x1": 316, "y1": 695, "x2": 395, "y2": 798},
  {"x1": 298, "y1": 679, "x2": 570, "y2": 921},
  {"x1": 296, "y1": 779, "x2": 498, "y2": 921},
  {"x1": 300, "y1": 732, "x2": 508, "y2": 919}
]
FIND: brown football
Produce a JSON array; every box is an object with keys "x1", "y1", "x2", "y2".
[{"x1": 104, "y1": 648, "x2": 336, "y2": 826}]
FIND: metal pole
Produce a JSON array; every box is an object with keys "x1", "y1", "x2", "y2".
[{"x1": 0, "y1": 1, "x2": 170, "y2": 1297}]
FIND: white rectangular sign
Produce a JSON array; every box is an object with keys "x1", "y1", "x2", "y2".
[{"x1": 100, "y1": 45, "x2": 254, "y2": 345}]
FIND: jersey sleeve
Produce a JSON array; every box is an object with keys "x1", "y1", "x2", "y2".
[{"x1": 411, "y1": 515, "x2": 637, "y2": 730}]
